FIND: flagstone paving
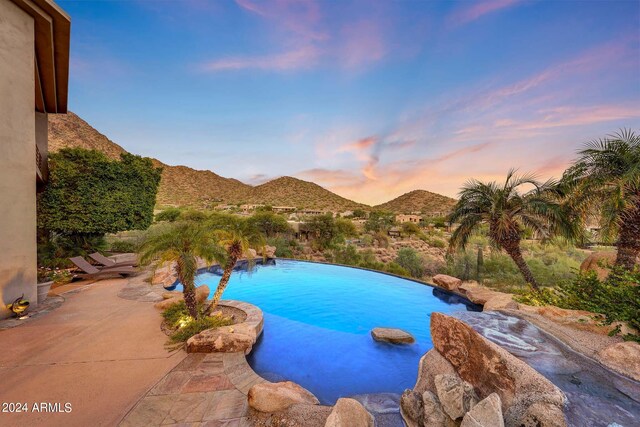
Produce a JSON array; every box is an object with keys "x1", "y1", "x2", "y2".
[{"x1": 120, "y1": 352, "x2": 267, "y2": 426}]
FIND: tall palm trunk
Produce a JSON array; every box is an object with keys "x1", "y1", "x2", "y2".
[
  {"x1": 177, "y1": 258, "x2": 198, "y2": 319},
  {"x1": 210, "y1": 243, "x2": 243, "y2": 310},
  {"x1": 502, "y1": 239, "x2": 540, "y2": 290},
  {"x1": 615, "y1": 197, "x2": 640, "y2": 270},
  {"x1": 183, "y1": 281, "x2": 198, "y2": 319}
]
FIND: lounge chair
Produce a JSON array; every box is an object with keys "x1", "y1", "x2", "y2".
[
  {"x1": 69, "y1": 256, "x2": 136, "y2": 280},
  {"x1": 89, "y1": 252, "x2": 137, "y2": 268}
]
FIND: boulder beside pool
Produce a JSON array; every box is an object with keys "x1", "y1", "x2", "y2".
[{"x1": 371, "y1": 327, "x2": 415, "y2": 344}]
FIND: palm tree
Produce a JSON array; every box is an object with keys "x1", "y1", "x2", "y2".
[
  {"x1": 448, "y1": 170, "x2": 577, "y2": 290},
  {"x1": 563, "y1": 129, "x2": 640, "y2": 270},
  {"x1": 207, "y1": 217, "x2": 266, "y2": 311},
  {"x1": 139, "y1": 222, "x2": 223, "y2": 319}
]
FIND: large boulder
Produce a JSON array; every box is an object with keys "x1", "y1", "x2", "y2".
[
  {"x1": 597, "y1": 342, "x2": 640, "y2": 382},
  {"x1": 154, "y1": 284, "x2": 210, "y2": 310},
  {"x1": 257, "y1": 245, "x2": 277, "y2": 258},
  {"x1": 457, "y1": 282, "x2": 497, "y2": 305},
  {"x1": 516, "y1": 402, "x2": 566, "y2": 427},
  {"x1": 248, "y1": 381, "x2": 320, "y2": 413},
  {"x1": 324, "y1": 398, "x2": 374, "y2": 427},
  {"x1": 579, "y1": 251, "x2": 616, "y2": 280},
  {"x1": 371, "y1": 327, "x2": 415, "y2": 344},
  {"x1": 413, "y1": 349, "x2": 457, "y2": 394},
  {"x1": 461, "y1": 393, "x2": 504, "y2": 427},
  {"x1": 483, "y1": 294, "x2": 518, "y2": 311},
  {"x1": 430, "y1": 313, "x2": 567, "y2": 426},
  {"x1": 422, "y1": 391, "x2": 455, "y2": 427},
  {"x1": 434, "y1": 374, "x2": 479, "y2": 420},
  {"x1": 186, "y1": 327, "x2": 255, "y2": 354},
  {"x1": 432, "y1": 274, "x2": 462, "y2": 291},
  {"x1": 399, "y1": 390, "x2": 423, "y2": 427}
]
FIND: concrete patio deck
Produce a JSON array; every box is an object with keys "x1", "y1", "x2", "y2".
[{"x1": 0, "y1": 276, "x2": 186, "y2": 427}]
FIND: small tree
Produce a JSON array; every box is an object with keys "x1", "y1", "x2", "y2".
[
  {"x1": 139, "y1": 222, "x2": 223, "y2": 319},
  {"x1": 395, "y1": 248, "x2": 425, "y2": 278},
  {"x1": 247, "y1": 211, "x2": 292, "y2": 237},
  {"x1": 562, "y1": 129, "x2": 640, "y2": 270},
  {"x1": 155, "y1": 208, "x2": 182, "y2": 222},
  {"x1": 335, "y1": 218, "x2": 358, "y2": 238},
  {"x1": 448, "y1": 170, "x2": 577, "y2": 290},
  {"x1": 208, "y1": 217, "x2": 266, "y2": 310},
  {"x1": 306, "y1": 214, "x2": 339, "y2": 250},
  {"x1": 365, "y1": 210, "x2": 395, "y2": 233}
]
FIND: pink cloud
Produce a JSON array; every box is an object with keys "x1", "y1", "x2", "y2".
[
  {"x1": 200, "y1": 46, "x2": 320, "y2": 72},
  {"x1": 199, "y1": 0, "x2": 395, "y2": 73},
  {"x1": 448, "y1": 0, "x2": 522, "y2": 27}
]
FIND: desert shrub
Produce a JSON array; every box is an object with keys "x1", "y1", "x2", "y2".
[
  {"x1": 446, "y1": 238, "x2": 584, "y2": 292},
  {"x1": 373, "y1": 231, "x2": 390, "y2": 248},
  {"x1": 401, "y1": 222, "x2": 421, "y2": 237},
  {"x1": 516, "y1": 268, "x2": 640, "y2": 341},
  {"x1": 155, "y1": 207, "x2": 182, "y2": 222},
  {"x1": 358, "y1": 250, "x2": 386, "y2": 270},
  {"x1": 162, "y1": 301, "x2": 234, "y2": 344},
  {"x1": 331, "y1": 245, "x2": 362, "y2": 266},
  {"x1": 426, "y1": 236, "x2": 446, "y2": 248},
  {"x1": 360, "y1": 234, "x2": 374, "y2": 246},
  {"x1": 335, "y1": 218, "x2": 358, "y2": 238},
  {"x1": 109, "y1": 239, "x2": 138, "y2": 253},
  {"x1": 180, "y1": 209, "x2": 208, "y2": 222},
  {"x1": 365, "y1": 211, "x2": 395, "y2": 233},
  {"x1": 423, "y1": 255, "x2": 446, "y2": 277},
  {"x1": 266, "y1": 236, "x2": 299, "y2": 258},
  {"x1": 385, "y1": 262, "x2": 410, "y2": 277},
  {"x1": 395, "y1": 248, "x2": 425, "y2": 278}
]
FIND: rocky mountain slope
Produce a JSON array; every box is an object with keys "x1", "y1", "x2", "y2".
[
  {"x1": 374, "y1": 189, "x2": 457, "y2": 215},
  {"x1": 48, "y1": 112, "x2": 453, "y2": 212}
]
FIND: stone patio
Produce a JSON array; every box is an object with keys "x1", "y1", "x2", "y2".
[{"x1": 120, "y1": 352, "x2": 266, "y2": 426}]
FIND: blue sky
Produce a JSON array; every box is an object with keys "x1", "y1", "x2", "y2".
[{"x1": 59, "y1": 0, "x2": 640, "y2": 204}]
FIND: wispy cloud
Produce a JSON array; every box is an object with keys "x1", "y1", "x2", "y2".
[
  {"x1": 200, "y1": 46, "x2": 320, "y2": 72},
  {"x1": 197, "y1": 0, "x2": 399, "y2": 73},
  {"x1": 448, "y1": 0, "x2": 523, "y2": 27}
]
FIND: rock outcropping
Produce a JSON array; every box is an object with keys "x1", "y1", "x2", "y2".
[{"x1": 401, "y1": 313, "x2": 567, "y2": 427}]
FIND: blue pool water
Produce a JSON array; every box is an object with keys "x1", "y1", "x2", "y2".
[{"x1": 188, "y1": 260, "x2": 480, "y2": 404}]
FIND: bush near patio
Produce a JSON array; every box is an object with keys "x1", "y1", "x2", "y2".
[
  {"x1": 38, "y1": 148, "x2": 162, "y2": 267},
  {"x1": 162, "y1": 301, "x2": 233, "y2": 345}
]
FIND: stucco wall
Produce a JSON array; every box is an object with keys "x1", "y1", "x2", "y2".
[{"x1": 0, "y1": 0, "x2": 37, "y2": 317}]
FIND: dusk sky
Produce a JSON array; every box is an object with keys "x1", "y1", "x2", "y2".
[{"x1": 60, "y1": 0, "x2": 640, "y2": 205}]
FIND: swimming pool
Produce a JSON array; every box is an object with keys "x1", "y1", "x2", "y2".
[{"x1": 185, "y1": 259, "x2": 480, "y2": 404}]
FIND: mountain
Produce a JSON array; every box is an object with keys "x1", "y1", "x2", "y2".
[
  {"x1": 374, "y1": 190, "x2": 457, "y2": 216},
  {"x1": 247, "y1": 177, "x2": 367, "y2": 211},
  {"x1": 48, "y1": 112, "x2": 252, "y2": 208},
  {"x1": 47, "y1": 112, "x2": 364, "y2": 210}
]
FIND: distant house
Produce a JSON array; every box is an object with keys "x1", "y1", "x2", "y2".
[
  {"x1": 273, "y1": 206, "x2": 296, "y2": 213},
  {"x1": 299, "y1": 208, "x2": 324, "y2": 216},
  {"x1": 1, "y1": 0, "x2": 70, "y2": 317},
  {"x1": 396, "y1": 214, "x2": 422, "y2": 224}
]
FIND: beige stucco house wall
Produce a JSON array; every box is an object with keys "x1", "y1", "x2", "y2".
[{"x1": 0, "y1": 0, "x2": 70, "y2": 318}]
